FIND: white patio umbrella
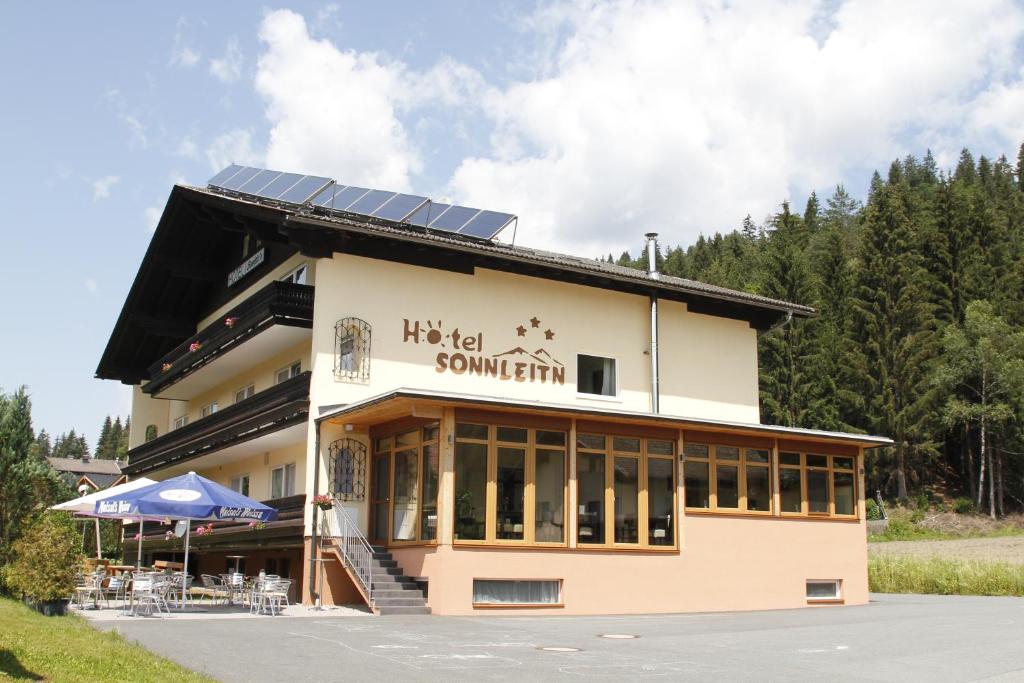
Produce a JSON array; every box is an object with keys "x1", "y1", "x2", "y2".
[{"x1": 50, "y1": 477, "x2": 158, "y2": 566}]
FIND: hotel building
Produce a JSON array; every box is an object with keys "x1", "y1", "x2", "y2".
[{"x1": 96, "y1": 166, "x2": 890, "y2": 615}]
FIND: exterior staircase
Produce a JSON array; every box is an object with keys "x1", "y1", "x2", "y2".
[
  {"x1": 368, "y1": 545, "x2": 430, "y2": 615},
  {"x1": 320, "y1": 503, "x2": 429, "y2": 615}
]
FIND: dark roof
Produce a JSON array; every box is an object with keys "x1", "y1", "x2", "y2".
[
  {"x1": 96, "y1": 183, "x2": 814, "y2": 383},
  {"x1": 46, "y1": 457, "x2": 125, "y2": 475}
]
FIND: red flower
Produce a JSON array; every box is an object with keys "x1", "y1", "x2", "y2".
[
  {"x1": 225, "y1": 317, "x2": 238, "y2": 328},
  {"x1": 162, "y1": 363, "x2": 172, "y2": 372},
  {"x1": 189, "y1": 341, "x2": 202, "y2": 352}
]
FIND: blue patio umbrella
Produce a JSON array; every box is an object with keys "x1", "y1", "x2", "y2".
[{"x1": 95, "y1": 471, "x2": 278, "y2": 585}]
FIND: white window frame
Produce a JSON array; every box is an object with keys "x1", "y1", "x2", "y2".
[
  {"x1": 806, "y1": 579, "x2": 842, "y2": 602},
  {"x1": 234, "y1": 384, "x2": 255, "y2": 404},
  {"x1": 575, "y1": 352, "x2": 620, "y2": 400},
  {"x1": 281, "y1": 264, "x2": 308, "y2": 285},
  {"x1": 270, "y1": 462, "x2": 297, "y2": 499},
  {"x1": 230, "y1": 474, "x2": 250, "y2": 497},
  {"x1": 172, "y1": 415, "x2": 189, "y2": 430},
  {"x1": 275, "y1": 361, "x2": 302, "y2": 385},
  {"x1": 200, "y1": 401, "x2": 219, "y2": 418}
]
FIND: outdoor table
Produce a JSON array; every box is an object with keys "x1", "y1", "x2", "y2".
[
  {"x1": 226, "y1": 555, "x2": 246, "y2": 574},
  {"x1": 107, "y1": 564, "x2": 136, "y2": 576}
]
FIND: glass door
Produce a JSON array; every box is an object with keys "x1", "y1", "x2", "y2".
[{"x1": 370, "y1": 450, "x2": 390, "y2": 544}]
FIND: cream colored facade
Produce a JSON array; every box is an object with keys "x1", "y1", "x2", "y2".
[{"x1": 111, "y1": 183, "x2": 888, "y2": 616}]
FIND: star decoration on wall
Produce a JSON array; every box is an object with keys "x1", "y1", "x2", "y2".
[
  {"x1": 530, "y1": 316, "x2": 541, "y2": 328},
  {"x1": 545, "y1": 329, "x2": 555, "y2": 340},
  {"x1": 516, "y1": 325, "x2": 527, "y2": 337}
]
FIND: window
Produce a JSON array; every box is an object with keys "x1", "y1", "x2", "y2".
[
  {"x1": 276, "y1": 361, "x2": 301, "y2": 385},
  {"x1": 172, "y1": 415, "x2": 188, "y2": 430},
  {"x1": 683, "y1": 443, "x2": 772, "y2": 514},
  {"x1": 200, "y1": 401, "x2": 218, "y2": 418},
  {"x1": 234, "y1": 384, "x2": 255, "y2": 404},
  {"x1": 230, "y1": 475, "x2": 250, "y2": 497},
  {"x1": 373, "y1": 424, "x2": 440, "y2": 543},
  {"x1": 806, "y1": 579, "x2": 842, "y2": 602},
  {"x1": 270, "y1": 463, "x2": 296, "y2": 499},
  {"x1": 473, "y1": 579, "x2": 562, "y2": 606},
  {"x1": 455, "y1": 423, "x2": 568, "y2": 546},
  {"x1": 281, "y1": 264, "x2": 307, "y2": 285},
  {"x1": 780, "y1": 452, "x2": 858, "y2": 517},
  {"x1": 335, "y1": 318, "x2": 371, "y2": 382},
  {"x1": 576, "y1": 434, "x2": 676, "y2": 548},
  {"x1": 328, "y1": 438, "x2": 366, "y2": 502},
  {"x1": 577, "y1": 354, "x2": 616, "y2": 396}
]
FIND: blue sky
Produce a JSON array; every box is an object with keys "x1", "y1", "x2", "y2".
[{"x1": 2, "y1": 0, "x2": 1023, "y2": 446}]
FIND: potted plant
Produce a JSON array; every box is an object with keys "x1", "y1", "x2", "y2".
[
  {"x1": 311, "y1": 494, "x2": 334, "y2": 511},
  {"x1": 6, "y1": 512, "x2": 81, "y2": 616}
]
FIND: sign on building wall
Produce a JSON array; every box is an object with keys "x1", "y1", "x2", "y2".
[
  {"x1": 403, "y1": 317, "x2": 565, "y2": 384},
  {"x1": 227, "y1": 247, "x2": 265, "y2": 287}
]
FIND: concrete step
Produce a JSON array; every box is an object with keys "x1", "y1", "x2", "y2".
[
  {"x1": 372, "y1": 559, "x2": 398, "y2": 569},
  {"x1": 375, "y1": 605, "x2": 431, "y2": 616},
  {"x1": 371, "y1": 571, "x2": 411, "y2": 582},
  {"x1": 372, "y1": 580, "x2": 420, "y2": 591},
  {"x1": 372, "y1": 588, "x2": 424, "y2": 598},
  {"x1": 373, "y1": 597, "x2": 427, "y2": 607}
]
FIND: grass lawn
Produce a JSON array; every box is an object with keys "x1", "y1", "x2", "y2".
[
  {"x1": 0, "y1": 597, "x2": 214, "y2": 682},
  {"x1": 869, "y1": 555, "x2": 1024, "y2": 596}
]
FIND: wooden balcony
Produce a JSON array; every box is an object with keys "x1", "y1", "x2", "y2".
[
  {"x1": 141, "y1": 280, "x2": 314, "y2": 399},
  {"x1": 124, "y1": 372, "x2": 310, "y2": 475}
]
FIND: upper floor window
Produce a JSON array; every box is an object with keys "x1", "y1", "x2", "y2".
[
  {"x1": 270, "y1": 463, "x2": 296, "y2": 499},
  {"x1": 172, "y1": 415, "x2": 188, "y2": 430},
  {"x1": 230, "y1": 474, "x2": 250, "y2": 497},
  {"x1": 281, "y1": 264, "x2": 307, "y2": 285},
  {"x1": 276, "y1": 361, "x2": 301, "y2": 385},
  {"x1": 200, "y1": 401, "x2": 219, "y2": 418},
  {"x1": 335, "y1": 318, "x2": 371, "y2": 383},
  {"x1": 234, "y1": 384, "x2": 255, "y2": 403},
  {"x1": 577, "y1": 354, "x2": 617, "y2": 397}
]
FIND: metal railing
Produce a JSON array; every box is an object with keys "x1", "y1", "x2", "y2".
[{"x1": 319, "y1": 502, "x2": 374, "y2": 603}]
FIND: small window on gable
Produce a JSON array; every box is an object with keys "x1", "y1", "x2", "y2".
[
  {"x1": 335, "y1": 317, "x2": 371, "y2": 383},
  {"x1": 577, "y1": 354, "x2": 616, "y2": 396}
]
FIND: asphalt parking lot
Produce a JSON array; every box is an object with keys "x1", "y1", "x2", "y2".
[{"x1": 96, "y1": 594, "x2": 1024, "y2": 682}]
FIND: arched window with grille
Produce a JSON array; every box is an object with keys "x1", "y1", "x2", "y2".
[
  {"x1": 328, "y1": 437, "x2": 366, "y2": 501},
  {"x1": 335, "y1": 317, "x2": 371, "y2": 382}
]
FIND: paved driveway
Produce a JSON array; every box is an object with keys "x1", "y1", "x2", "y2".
[{"x1": 95, "y1": 594, "x2": 1024, "y2": 682}]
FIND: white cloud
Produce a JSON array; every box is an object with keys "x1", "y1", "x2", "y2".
[
  {"x1": 210, "y1": 37, "x2": 244, "y2": 83},
  {"x1": 236, "y1": 2, "x2": 1024, "y2": 256},
  {"x1": 176, "y1": 134, "x2": 199, "y2": 159},
  {"x1": 205, "y1": 128, "x2": 260, "y2": 172},
  {"x1": 170, "y1": 17, "x2": 201, "y2": 67},
  {"x1": 84, "y1": 278, "x2": 98, "y2": 294},
  {"x1": 144, "y1": 206, "x2": 162, "y2": 232},
  {"x1": 92, "y1": 175, "x2": 120, "y2": 201}
]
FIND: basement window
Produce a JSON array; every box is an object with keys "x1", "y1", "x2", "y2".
[
  {"x1": 472, "y1": 579, "x2": 562, "y2": 607},
  {"x1": 806, "y1": 580, "x2": 842, "y2": 602}
]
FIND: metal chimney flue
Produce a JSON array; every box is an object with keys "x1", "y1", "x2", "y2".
[{"x1": 645, "y1": 233, "x2": 660, "y2": 413}]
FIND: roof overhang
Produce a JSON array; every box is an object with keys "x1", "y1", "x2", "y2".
[{"x1": 317, "y1": 388, "x2": 893, "y2": 448}]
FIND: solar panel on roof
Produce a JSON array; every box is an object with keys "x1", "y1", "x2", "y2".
[
  {"x1": 458, "y1": 210, "x2": 516, "y2": 239},
  {"x1": 311, "y1": 185, "x2": 343, "y2": 207},
  {"x1": 237, "y1": 169, "x2": 281, "y2": 194},
  {"x1": 406, "y1": 202, "x2": 449, "y2": 227},
  {"x1": 371, "y1": 193, "x2": 429, "y2": 222},
  {"x1": 429, "y1": 205, "x2": 480, "y2": 231},
  {"x1": 208, "y1": 164, "x2": 244, "y2": 187},
  {"x1": 279, "y1": 175, "x2": 333, "y2": 203},
  {"x1": 331, "y1": 186, "x2": 373, "y2": 210},
  {"x1": 347, "y1": 189, "x2": 396, "y2": 215},
  {"x1": 218, "y1": 166, "x2": 261, "y2": 190},
  {"x1": 258, "y1": 172, "x2": 304, "y2": 199}
]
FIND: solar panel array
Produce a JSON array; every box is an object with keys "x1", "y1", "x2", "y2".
[{"x1": 207, "y1": 164, "x2": 516, "y2": 241}]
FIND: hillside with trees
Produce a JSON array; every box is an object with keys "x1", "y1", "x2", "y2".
[{"x1": 614, "y1": 144, "x2": 1024, "y2": 517}]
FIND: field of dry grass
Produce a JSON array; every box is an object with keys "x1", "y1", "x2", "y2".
[{"x1": 868, "y1": 535, "x2": 1024, "y2": 564}]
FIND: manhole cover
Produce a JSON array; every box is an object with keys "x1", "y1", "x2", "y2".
[
  {"x1": 599, "y1": 634, "x2": 639, "y2": 639},
  {"x1": 538, "y1": 646, "x2": 582, "y2": 652}
]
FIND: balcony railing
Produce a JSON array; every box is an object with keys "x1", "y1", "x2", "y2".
[
  {"x1": 142, "y1": 281, "x2": 314, "y2": 396},
  {"x1": 125, "y1": 372, "x2": 311, "y2": 475}
]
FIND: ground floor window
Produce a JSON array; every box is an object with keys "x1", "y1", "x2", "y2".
[
  {"x1": 683, "y1": 442, "x2": 772, "y2": 514},
  {"x1": 576, "y1": 434, "x2": 676, "y2": 547},
  {"x1": 454, "y1": 423, "x2": 567, "y2": 545},
  {"x1": 472, "y1": 579, "x2": 562, "y2": 606},
  {"x1": 780, "y1": 452, "x2": 857, "y2": 517},
  {"x1": 373, "y1": 423, "x2": 439, "y2": 543}
]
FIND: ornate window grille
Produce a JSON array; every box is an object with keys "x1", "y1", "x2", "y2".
[
  {"x1": 334, "y1": 317, "x2": 371, "y2": 382},
  {"x1": 327, "y1": 437, "x2": 366, "y2": 501}
]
